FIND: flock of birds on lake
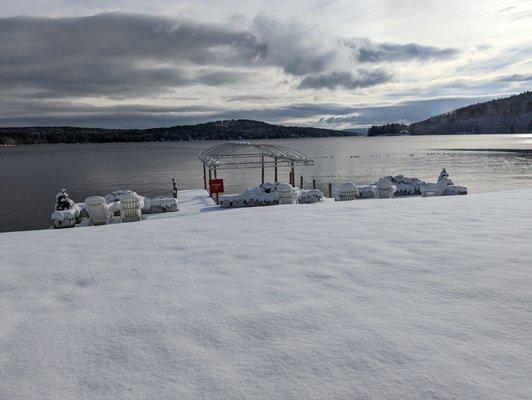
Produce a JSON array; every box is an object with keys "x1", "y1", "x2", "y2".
[{"x1": 320, "y1": 152, "x2": 455, "y2": 159}]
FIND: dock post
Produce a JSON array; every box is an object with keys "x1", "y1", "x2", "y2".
[
  {"x1": 274, "y1": 158, "x2": 278, "y2": 182},
  {"x1": 313, "y1": 179, "x2": 316, "y2": 189},
  {"x1": 208, "y1": 169, "x2": 212, "y2": 196},
  {"x1": 261, "y1": 154, "x2": 265, "y2": 184},
  {"x1": 328, "y1": 182, "x2": 332, "y2": 198},
  {"x1": 290, "y1": 162, "x2": 295, "y2": 186},
  {"x1": 172, "y1": 178, "x2": 177, "y2": 199},
  {"x1": 300, "y1": 176, "x2": 303, "y2": 189}
]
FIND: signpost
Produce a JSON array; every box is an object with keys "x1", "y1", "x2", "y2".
[{"x1": 209, "y1": 178, "x2": 224, "y2": 204}]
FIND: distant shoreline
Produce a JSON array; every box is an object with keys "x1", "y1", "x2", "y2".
[{"x1": 3, "y1": 132, "x2": 531, "y2": 146}]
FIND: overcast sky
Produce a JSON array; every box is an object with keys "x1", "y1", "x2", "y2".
[{"x1": 0, "y1": 0, "x2": 530, "y2": 129}]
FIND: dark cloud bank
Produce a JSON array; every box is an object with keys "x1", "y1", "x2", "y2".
[
  {"x1": 0, "y1": 12, "x2": 463, "y2": 127},
  {"x1": 299, "y1": 69, "x2": 392, "y2": 90},
  {"x1": 345, "y1": 39, "x2": 458, "y2": 63}
]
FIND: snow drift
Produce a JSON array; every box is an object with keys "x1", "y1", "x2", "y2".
[{"x1": 0, "y1": 189, "x2": 530, "y2": 399}]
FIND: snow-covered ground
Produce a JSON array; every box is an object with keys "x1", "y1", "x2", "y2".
[{"x1": 1, "y1": 189, "x2": 531, "y2": 399}]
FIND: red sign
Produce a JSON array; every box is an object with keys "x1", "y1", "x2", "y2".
[{"x1": 209, "y1": 179, "x2": 224, "y2": 194}]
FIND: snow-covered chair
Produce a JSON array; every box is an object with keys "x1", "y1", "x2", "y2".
[
  {"x1": 119, "y1": 195, "x2": 142, "y2": 222},
  {"x1": 337, "y1": 182, "x2": 359, "y2": 201},
  {"x1": 371, "y1": 178, "x2": 397, "y2": 199},
  {"x1": 276, "y1": 183, "x2": 296, "y2": 205},
  {"x1": 150, "y1": 197, "x2": 179, "y2": 213},
  {"x1": 420, "y1": 169, "x2": 467, "y2": 196},
  {"x1": 421, "y1": 176, "x2": 451, "y2": 197},
  {"x1": 437, "y1": 168, "x2": 451, "y2": 185},
  {"x1": 84, "y1": 196, "x2": 113, "y2": 225},
  {"x1": 298, "y1": 189, "x2": 323, "y2": 204}
]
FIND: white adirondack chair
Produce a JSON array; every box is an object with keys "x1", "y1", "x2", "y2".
[
  {"x1": 371, "y1": 177, "x2": 397, "y2": 199},
  {"x1": 276, "y1": 183, "x2": 296, "y2": 204},
  {"x1": 84, "y1": 196, "x2": 113, "y2": 225},
  {"x1": 119, "y1": 195, "x2": 142, "y2": 222},
  {"x1": 338, "y1": 182, "x2": 359, "y2": 201},
  {"x1": 421, "y1": 176, "x2": 451, "y2": 197}
]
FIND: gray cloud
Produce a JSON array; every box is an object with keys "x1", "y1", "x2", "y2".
[
  {"x1": 299, "y1": 69, "x2": 391, "y2": 90},
  {"x1": 251, "y1": 14, "x2": 335, "y2": 76},
  {"x1": 0, "y1": 13, "x2": 265, "y2": 66},
  {"x1": 496, "y1": 74, "x2": 532, "y2": 82},
  {"x1": 0, "y1": 12, "x2": 461, "y2": 102},
  {"x1": 195, "y1": 71, "x2": 249, "y2": 86},
  {"x1": 0, "y1": 64, "x2": 250, "y2": 99},
  {"x1": 0, "y1": 13, "x2": 265, "y2": 98},
  {"x1": 0, "y1": 11, "x2": 483, "y2": 129},
  {"x1": 345, "y1": 38, "x2": 458, "y2": 63}
]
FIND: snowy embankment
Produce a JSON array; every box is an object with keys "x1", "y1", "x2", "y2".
[{"x1": 1, "y1": 189, "x2": 531, "y2": 399}]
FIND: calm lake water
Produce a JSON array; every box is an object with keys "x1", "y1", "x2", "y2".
[{"x1": 1, "y1": 134, "x2": 531, "y2": 233}]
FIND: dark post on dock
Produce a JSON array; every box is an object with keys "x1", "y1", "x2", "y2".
[{"x1": 172, "y1": 178, "x2": 178, "y2": 199}]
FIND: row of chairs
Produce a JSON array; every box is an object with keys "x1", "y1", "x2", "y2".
[
  {"x1": 219, "y1": 182, "x2": 323, "y2": 208},
  {"x1": 337, "y1": 178, "x2": 397, "y2": 201},
  {"x1": 336, "y1": 171, "x2": 465, "y2": 201},
  {"x1": 84, "y1": 195, "x2": 142, "y2": 225}
]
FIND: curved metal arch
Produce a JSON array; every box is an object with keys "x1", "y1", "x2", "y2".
[{"x1": 198, "y1": 142, "x2": 314, "y2": 169}]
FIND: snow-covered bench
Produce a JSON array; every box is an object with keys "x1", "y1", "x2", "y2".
[
  {"x1": 445, "y1": 185, "x2": 468, "y2": 195},
  {"x1": 149, "y1": 198, "x2": 179, "y2": 213},
  {"x1": 51, "y1": 204, "x2": 81, "y2": 229},
  {"x1": 298, "y1": 189, "x2": 323, "y2": 204},
  {"x1": 219, "y1": 194, "x2": 248, "y2": 208}
]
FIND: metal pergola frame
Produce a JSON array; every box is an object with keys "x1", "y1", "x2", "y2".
[{"x1": 198, "y1": 142, "x2": 314, "y2": 190}]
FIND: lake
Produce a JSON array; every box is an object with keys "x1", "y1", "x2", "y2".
[{"x1": 1, "y1": 134, "x2": 531, "y2": 233}]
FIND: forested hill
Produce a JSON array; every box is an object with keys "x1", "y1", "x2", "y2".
[
  {"x1": 409, "y1": 91, "x2": 531, "y2": 135},
  {"x1": 369, "y1": 91, "x2": 532, "y2": 136},
  {"x1": 0, "y1": 119, "x2": 350, "y2": 145}
]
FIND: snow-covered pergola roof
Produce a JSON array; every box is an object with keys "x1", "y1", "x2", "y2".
[
  {"x1": 198, "y1": 142, "x2": 314, "y2": 170},
  {"x1": 198, "y1": 142, "x2": 314, "y2": 190}
]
